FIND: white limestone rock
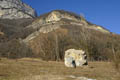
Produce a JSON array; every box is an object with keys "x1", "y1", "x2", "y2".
[
  {"x1": 0, "y1": 0, "x2": 37, "y2": 19},
  {"x1": 64, "y1": 49, "x2": 87, "y2": 67}
]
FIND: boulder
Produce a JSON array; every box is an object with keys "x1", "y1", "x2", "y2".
[{"x1": 64, "y1": 49, "x2": 87, "y2": 67}]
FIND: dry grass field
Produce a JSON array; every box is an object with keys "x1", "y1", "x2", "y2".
[{"x1": 0, "y1": 58, "x2": 120, "y2": 80}]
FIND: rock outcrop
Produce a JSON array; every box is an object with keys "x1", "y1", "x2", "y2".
[
  {"x1": 28, "y1": 10, "x2": 109, "y2": 33},
  {"x1": 64, "y1": 49, "x2": 87, "y2": 67},
  {"x1": 0, "y1": 0, "x2": 37, "y2": 19}
]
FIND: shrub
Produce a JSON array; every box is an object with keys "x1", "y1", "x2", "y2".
[{"x1": 0, "y1": 39, "x2": 33, "y2": 59}]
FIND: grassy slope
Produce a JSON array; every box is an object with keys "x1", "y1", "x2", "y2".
[{"x1": 0, "y1": 58, "x2": 119, "y2": 80}]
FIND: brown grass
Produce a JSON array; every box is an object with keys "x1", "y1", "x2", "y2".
[{"x1": 0, "y1": 58, "x2": 119, "y2": 80}]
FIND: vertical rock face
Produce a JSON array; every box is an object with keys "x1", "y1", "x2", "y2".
[
  {"x1": 64, "y1": 49, "x2": 87, "y2": 67},
  {"x1": 0, "y1": 0, "x2": 37, "y2": 19}
]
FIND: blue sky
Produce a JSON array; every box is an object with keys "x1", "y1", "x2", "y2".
[{"x1": 22, "y1": 0, "x2": 120, "y2": 34}]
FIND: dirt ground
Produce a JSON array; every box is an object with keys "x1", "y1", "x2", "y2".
[{"x1": 0, "y1": 58, "x2": 120, "y2": 80}]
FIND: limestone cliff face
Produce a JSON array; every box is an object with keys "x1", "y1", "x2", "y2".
[{"x1": 0, "y1": 0, "x2": 37, "y2": 19}]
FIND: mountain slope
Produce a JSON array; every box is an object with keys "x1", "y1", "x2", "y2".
[
  {"x1": 26, "y1": 10, "x2": 109, "y2": 33},
  {"x1": 0, "y1": 10, "x2": 120, "y2": 61},
  {"x1": 24, "y1": 10, "x2": 110, "y2": 42},
  {"x1": 21, "y1": 10, "x2": 120, "y2": 61}
]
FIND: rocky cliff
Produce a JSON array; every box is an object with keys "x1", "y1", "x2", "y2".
[{"x1": 0, "y1": 0, "x2": 37, "y2": 19}]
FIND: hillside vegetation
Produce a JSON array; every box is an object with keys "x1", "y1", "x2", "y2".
[{"x1": 0, "y1": 10, "x2": 120, "y2": 72}]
